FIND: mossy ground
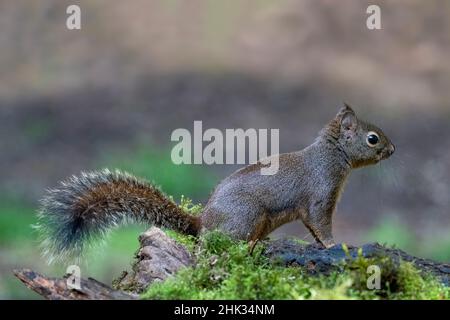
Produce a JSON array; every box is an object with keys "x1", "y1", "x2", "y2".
[
  {"x1": 143, "y1": 225, "x2": 450, "y2": 300},
  {"x1": 140, "y1": 199, "x2": 450, "y2": 300}
]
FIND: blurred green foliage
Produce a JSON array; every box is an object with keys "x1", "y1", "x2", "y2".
[
  {"x1": 364, "y1": 216, "x2": 450, "y2": 262},
  {"x1": 364, "y1": 216, "x2": 416, "y2": 252},
  {"x1": 0, "y1": 199, "x2": 37, "y2": 245}
]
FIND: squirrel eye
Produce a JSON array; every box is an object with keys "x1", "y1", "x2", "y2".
[{"x1": 366, "y1": 131, "x2": 379, "y2": 147}]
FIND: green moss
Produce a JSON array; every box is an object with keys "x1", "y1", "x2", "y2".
[
  {"x1": 337, "y1": 244, "x2": 449, "y2": 300},
  {"x1": 163, "y1": 196, "x2": 203, "y2": 252},
  {"x1": 142, "y1": 231, "x2": 307, "y2": 299},
  {"x1": 392, "y1": 263, "x2": 449, "y2": 299},
  {"x1": 142, "y1": 232, "x2": 450, "y2": 300},
  {"x1": 177, "y1": 195, "x2": 203, "y2": 216},
  {"x1": 164, "y1": 229, "x2": 197, "y2": 253}
]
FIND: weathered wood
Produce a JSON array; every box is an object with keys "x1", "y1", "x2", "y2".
[
  {"x1": 13, "y1": 268, "x2": 137, "y2": 300},
  {"x1": 113, "y1": 227, "x2": 195, "y2": 293}
]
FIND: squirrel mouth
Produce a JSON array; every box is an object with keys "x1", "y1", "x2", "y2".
[
  {"x1": 378, "y1": 144, "x2": 395, "y2": 161},
  {"x1": 380, "y1": 150, "x2": 393, "y2": 161}
]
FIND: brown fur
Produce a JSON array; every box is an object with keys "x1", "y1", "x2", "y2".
[
  {"x1": 77, "y1": 179, "x2": 201, "y2": 236},
  {"x1": 38, "y1": 104, "x2": 395, "y2": 261}
]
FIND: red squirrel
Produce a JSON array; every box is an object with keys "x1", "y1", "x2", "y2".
[{"x1": 36, "y1": 104, "x2": 395, "y2": 262}]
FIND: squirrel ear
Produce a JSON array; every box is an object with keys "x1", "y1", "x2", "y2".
[
  {"x1": 338, "y1": 102, "x2": 355, "y2": 116},
  {"x1": 338, "y1": 103, "x2": 357, "y2": 131}
]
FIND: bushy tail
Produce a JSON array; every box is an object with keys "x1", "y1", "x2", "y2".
[{"x1": 35, "y1": 169, "x2": 201, "y2": 263}]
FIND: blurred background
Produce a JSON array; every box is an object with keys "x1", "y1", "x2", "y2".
[{"x1": 1, "y1": 0, "x2": 450, "y2": 298}]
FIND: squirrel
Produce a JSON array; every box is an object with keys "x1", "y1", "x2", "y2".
[{"x1": 36, "y1": 104, "x2": 395, "y2": 262}]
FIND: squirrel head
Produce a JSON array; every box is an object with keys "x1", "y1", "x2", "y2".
[{"x1": 321, "y1": 103, "x2": 395, "y2": 168}]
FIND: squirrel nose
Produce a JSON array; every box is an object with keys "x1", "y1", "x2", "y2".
[{"x1": 388, "y1": 144, "x2": 395, "y2": 155}]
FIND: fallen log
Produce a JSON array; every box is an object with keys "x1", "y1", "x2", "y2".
[
  {"x1": 13, "y1": 268, "x2": 137, "y2": 300},
  {"x1": 14, "y1": 227, "x2": 194, "y2": 299},
  {"x1": 14, "y1": 227, "x2": 450, "y2": 299},
  {"x1": 264, "y1": 239, "x2": 450, "y2": 286}
]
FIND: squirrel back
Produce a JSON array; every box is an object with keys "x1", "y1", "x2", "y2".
[{"x1": 36, "y1": 104, "x2": 395, "y2": 262}]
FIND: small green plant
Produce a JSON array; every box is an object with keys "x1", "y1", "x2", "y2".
[
  {"x1": 164, "y1": 196, "x2": 203, "y2": 251},
  {"x1": 178, "y1": 195, "x2": 203, "y2": 215}
]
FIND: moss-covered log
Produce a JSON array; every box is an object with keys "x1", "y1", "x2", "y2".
[
  {"x1": 265, "y1": 239, "x2": 450, "y2": 286},
  {"x1": 13, "y1": 227, "x2": 450, "y2": 299}
]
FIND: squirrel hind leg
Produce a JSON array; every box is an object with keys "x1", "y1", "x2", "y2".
[
  {"x1": 248, "y1": 238, "x2": 260, "y2": 255},
  {"x1": 246, "y1": 213, "x2": 272, "y2": 255}
]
